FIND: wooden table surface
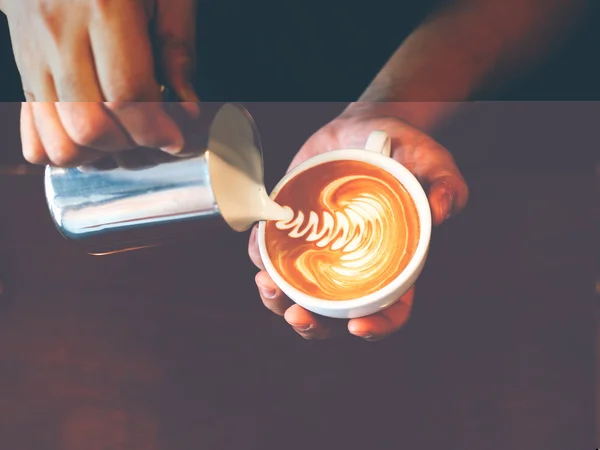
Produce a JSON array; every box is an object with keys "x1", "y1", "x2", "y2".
[{"x1": 0, "y1": 103, "x2": 597, "y2": 450}]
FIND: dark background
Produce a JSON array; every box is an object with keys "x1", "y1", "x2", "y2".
[
  {"x1": 0, "y1": 3, "x2": 597, "y2": 450},
  {"x1": 1, "y1": 1, "x2": 600, "y2": 102}
]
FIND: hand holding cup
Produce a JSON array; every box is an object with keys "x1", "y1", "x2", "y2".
[{"x1": 248, "y1": 110, "x2": 469, "y2": 341}]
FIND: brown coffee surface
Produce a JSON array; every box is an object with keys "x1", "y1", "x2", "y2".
[{"x1": 265, "y1": 160, "x2": 420, "y2": 300}]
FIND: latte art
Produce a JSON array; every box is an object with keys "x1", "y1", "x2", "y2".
[
  {"x1": 265, "y1": 160, "x2": 420, "y2": 300},
  {"x1": 276, "y1": 176, "x2": 389, "y2": 251},
  {"x1": 275, "y1": 175, "x2": 409, "y2": 284}
]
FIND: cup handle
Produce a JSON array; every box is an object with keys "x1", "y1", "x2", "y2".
[{"x1": 364, "y1": 130, "x2": 391, "y2": 157}]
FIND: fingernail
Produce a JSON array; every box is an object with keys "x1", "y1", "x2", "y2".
[
  {"x1": 291, "y1": 324, "x2": 312, "y2": 332},
  {"x1": 181, "y1": 101, "x2": 201, "y2": 118},
  {"x1": 354, "y1": 333, "x2": 374, "y2": 340},
  {"x1": 440, "y1": 190, "x2": 454, "y2": 220},
  {"x1": 180, "y1": 86, "x2": 200, "y2": 103},
  {"x1": 259, "y1": 286, "x2": 277, "y2": 299},
  {"x1": 161, "y1": 143, "x2": 184, "y2": 155}
]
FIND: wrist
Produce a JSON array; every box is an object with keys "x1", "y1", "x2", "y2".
[{"x1": 341, "y1": 101, "x2": 460, "y2": 133}]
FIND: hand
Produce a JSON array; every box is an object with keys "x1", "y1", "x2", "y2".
[
  {"x1": 2, "y1": 0, "x2": 200, "y2": 167},
  {"x1": 248, "y1": 106, "x2": 469, "y2": 341}
]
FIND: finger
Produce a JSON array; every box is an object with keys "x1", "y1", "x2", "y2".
[
  {"x1": 90, "y1": 1, "x2": 186, "y2": 153},
  {"x1": 160, "y1": 87, "x2": 200, "y2": 118},
  {"x1": 20, "y1": 103, "x2": 49, "y2": 165},
  {"x1": 284, "y1": 305, "x2": 347, "y2": 340},
  {"x1": 155, "y1": 35, "x2": 200, "y2": 104},
  {"x1": 32, "y1": 72, "x2": 59, "y2": 102},
  {"x1": 248, "y1": 225, "x2": 265, "y2": 270},
  {"x1": 393, "y1": 136, "x2": 469, "y2": 226},
  {"x1": 347, "y1": 286, "x2": 415, "y2": 341},
  {"x1": 103, "y1": 102, "x2": 185, "y2": 153},
  {"x1": 255, "y1": 270, "x2": 346, "y2": 340},
  {"x1": 180, "y1": 102, "x2": 201, "y2": 118},
  {"x1": 23, "y1": 90, "x2": 36, "y2": 102},
  {"x1": 155, "y1": 0, "x2": 200, "y2": 104},
  {"x1": 428, "y1": 172, "x2": 469, "y2": 226},
  {"x1": 50, "y1": 31, "x2": 104, "y2": 101},
  {"x1": 160, "y1": 102, "x2": 201, "y2": 145},
  {"x1": 31, "y1": 102, "x2": 103, "y2": 167},
  {"x1": 89, "y1": 0, "x2": 162, "y2": 102},
  {"x1": 255, "y1": 271, "x2": 293, "y2": 316},
  {"x1": 55, "y1": 102, "x2": 133, "y2": 151}
]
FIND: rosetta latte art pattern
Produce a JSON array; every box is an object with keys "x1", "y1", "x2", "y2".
[{"x1": 265, "y1": 161, "x2": 420, "y2": 300}]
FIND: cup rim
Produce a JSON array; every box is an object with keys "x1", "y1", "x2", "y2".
[{"x1": 257, "y1": 148, "x2": 432, "y2": 311}]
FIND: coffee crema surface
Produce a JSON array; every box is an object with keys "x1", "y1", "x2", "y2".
[{"x1": 265, "y1": 160, "x2": 420, "y2": 300}]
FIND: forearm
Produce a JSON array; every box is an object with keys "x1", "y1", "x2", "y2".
[{"x1": 346, "y1": 0, "x2": 587, "y2": 130}]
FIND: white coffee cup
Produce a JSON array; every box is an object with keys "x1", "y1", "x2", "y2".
[{"x1": 257, "y1": 131, "x2": 432, "y2": 319}]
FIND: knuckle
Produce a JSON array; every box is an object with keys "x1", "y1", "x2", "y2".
[
  {"x1": 37, "y1": 0, "x2": 64, "y2": 44},
  {"x1": 90, "y1": 0, "x2": 152, "y2": 23},
  {"x1": 53, "y1": 74, "x2": 81, "y2": 101},
  {"x1": 103, "y1": 101, "x2": 134, "y2": 112},
  {"x1": 90, "y1": 0, "x2": 120, "y2": 14},
  {"x1": 45, "y1": 141, "x2": 78, "y2": 167},
  {"x1": 91, "y1": 0, "x2": 143, "y2": 15},
  {"x1": 68, "y1": 117, "x2": 110, "y2": 147},
  {"x1": 23, "y1": 90, "x2": 35, "y2": 102},
  {"x1": 104, "y1": 100, "x2": 145, "y2": 112},
  {"x1": 69, "y1": 127, "x2": 100, "y2": 148},
  {"x1": 37, "y1": 0, "x2": 57, "y2": 21},
  {"x1": 50, "y1": 153, "x2": 75, "y2": 167},
  {"x1": 105, "y1": 81, "x2": 161, "y2": 103}
]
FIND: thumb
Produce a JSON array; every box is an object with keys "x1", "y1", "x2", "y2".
[{"x1": 154, "y1": 0, "x2": 200, "y2": 102}]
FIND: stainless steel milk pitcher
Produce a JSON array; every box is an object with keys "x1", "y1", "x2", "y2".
[{"x1": 44, "y1": 103, "x2": 268, "y2": 255}]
